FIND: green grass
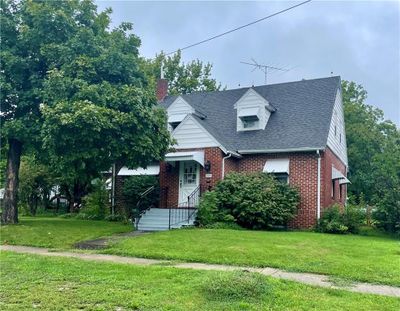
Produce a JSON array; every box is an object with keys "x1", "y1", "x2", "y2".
[
  {"x1": 105, "y1": 228, "x2": 400, "y2": 286},
  {"x1": 0, "y1": 216, "x2": 131, "y2": 248},
  {"x1": 1, "y1": 252, "x2": 399, "y2": 311}
]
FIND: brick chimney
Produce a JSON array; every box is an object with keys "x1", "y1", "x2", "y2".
[{"x1": 156, "y1": 78, "x2": 168, "y2": 102}]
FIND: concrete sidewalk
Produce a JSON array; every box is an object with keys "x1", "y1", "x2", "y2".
[{"x1": 2, "y1": 244, "x2": 400, "y2": 298}]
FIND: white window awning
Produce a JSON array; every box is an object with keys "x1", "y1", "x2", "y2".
[
  {"x1": 332, "y1": 167, "x2": 351, "y2": 184},
  {"x1": 238, "y1": 107, "x2": 260, "y2": 119},
  {"x1": 168, "y1": 114, "x2": 187, "y2": 123},
  {"x1": 165, "y1": 151, "x2": 205, "y2": 167},
  {"x1": 339, "y1": 177, "x2": 351, "y2": 184},
  {"x1": 263, "y1": 159, "x2": 290, "y2": 174},
  {"x1": 118, "y1": 165, "x2": 160, "y2": 176}
]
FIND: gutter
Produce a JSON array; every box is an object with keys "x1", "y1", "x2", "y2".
[
  {"x1": 238, "y1": 147, "x2": 325, "y2": 154},
  {"x1": 316, "y1": 150, "x2": 321, "y2": 220},
  {"x1": 221, "y1": 152, "x2": 233, "y2": 179}
]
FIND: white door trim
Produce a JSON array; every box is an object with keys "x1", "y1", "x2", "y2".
[{"x1": 179, "y1": 161, "x2": 200, "y2": 204}]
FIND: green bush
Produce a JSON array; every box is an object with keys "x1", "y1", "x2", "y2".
[
  {"x1": 202, "y1": 271, "x2": 271, "y2": 301},
  {"x1": 80, "y1": 180, "x2": 109, "y2": 220},
  {"x1": 197, "y1": 173, "x2": 300, "y2": 230},
  {"x1": 317, "y1": 204, "x2": 364, "y2": 234},
  {"x1": 123, "y1": 175, "x2": 159, "y2": 218},
  {"x1": 373, "y1": 188, "x2": 400, "y2": 235}
]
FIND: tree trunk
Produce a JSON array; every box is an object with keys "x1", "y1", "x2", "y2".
[
  {"x1": 69, "y1": 181, "x2": 88, "y2": 213},
  {"x1": 1, "y1": 139, "x2": 23, "y2": 224}
]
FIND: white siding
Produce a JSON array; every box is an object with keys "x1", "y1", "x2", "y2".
[
  {"x1": 327, "y1": 89, "x2": 348, "y2": 166},
  {"x1": 167, "y1": 96, "x2": 194, "y2": 121},
  {"x1": 172, "y1": 116, "x2": 219, "y2": 149},
  {"x1": 235, "y1": 88, "x2": 271, "y2": 131}
]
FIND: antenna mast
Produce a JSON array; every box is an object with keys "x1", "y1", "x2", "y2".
[{"x1": 241, "y1": 58, "x2": 290, "y2": 84}]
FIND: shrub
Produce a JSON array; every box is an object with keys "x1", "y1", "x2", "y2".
[
  {"x1": 123, "y1": 175, "x2": 159, "y2": 218},
  {"x1": 197, "y1": 173, "x2": 300, "y2": 230},
  {"x1": 317, "y1": 204, "x2": 364, "y2": 234},
  {"x1": 373, "y1": 188, "x2": 400, "y2": 235},
  {"x1": 80, "y1": 180, "x2": 109, "y2": 220},
  {"x1": 202, "y1": 271, "x2": 271, "y2": 301},
  {"x1": 343, "y1": 204, "x2": 365, "y2": 233}
]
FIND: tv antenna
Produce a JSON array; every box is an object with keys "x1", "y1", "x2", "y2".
[{"x1": 241, "y1": 58, "x2": 291, "y2": 84}]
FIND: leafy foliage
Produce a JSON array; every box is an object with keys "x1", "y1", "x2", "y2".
[
  {"x1": 316, "y1": 204, "x2": 364, "y2": 234},
  {"x1": 342, "y1": 80, "x2": 400, "y2": 234},
  {"x1": 80, "y1": 180, "x2": 109, "y2": 220},
  {"x1": 342, "y1": 81, "x2": 399, "y2": 203},
  {"x1": 122, "y1": 175, "x2": 159, "y2": 218},
  {"x1": 18, "y1": 156, "x2": 55, "y2": 216},
  {"x1": 142, "y1": 50, "x2": 223, "y2": 95},
  {"x1": 373, "y1": 187, "x2": 400, "y2": 235},
  {"x1": 0, "y1": 0, "x2": 173, "y2": 220},
  {"x1": 197, "y1": 173, "x2": 299, "y2": 229}
]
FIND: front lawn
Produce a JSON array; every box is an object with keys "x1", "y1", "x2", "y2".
[
  {"x1": 1, "y1": 251, "x2": 399, "y2": 310},
  {"x1": 105, "y1": 229, "x2": 400, "y2": 286},
  {"x1": 0, "y1": 216, "x2": 131, "y2": 248}
]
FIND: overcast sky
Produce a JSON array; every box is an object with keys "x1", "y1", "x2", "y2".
[{"x1": 96, "y1": 1, "x2": 400, "y2": 126}]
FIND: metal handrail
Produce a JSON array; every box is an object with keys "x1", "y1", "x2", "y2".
[
  {"x1": 134, "y1": 185, "x2": 156, "y2": 228},
  {"x1": 168, "y1": 185, "x2": 202, "y2": 229}
]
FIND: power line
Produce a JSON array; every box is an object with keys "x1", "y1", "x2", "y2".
[{"x1": 166, "y1": 0, "x2": 312, "y2": 56}]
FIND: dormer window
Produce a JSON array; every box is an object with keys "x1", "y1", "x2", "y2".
[
  {"x1": 168, "y1": 113, "x2": 186, "y2": 131},
  {"x1": 169, "y1": 122, "x2": 180, "y2": 130},
  {"x1": 238, "y1": 107, "x2": 260, "y2": 130},
  {"x1": 234, "y1": 88, "x2": 275, "y2": 132},
  {"x1": 166, "y1": 96, "x2": 195, "y2": 132},
  {"x1": 240, "y1": 115, "x2": 259, "y2": 129},
  {"x1": 243, "y1": 119, "x2": 258, "y2": 129}
]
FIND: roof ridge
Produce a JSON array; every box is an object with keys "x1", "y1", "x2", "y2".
[{"x1": 165, "y1": 76, "x2": 340, "y2": 99}]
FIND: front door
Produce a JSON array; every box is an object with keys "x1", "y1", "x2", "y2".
[{"x1": 179, "y1": 161, "x2": 200, "y2": 205}]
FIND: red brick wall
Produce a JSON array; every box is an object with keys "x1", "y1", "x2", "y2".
[
  {"x1": 238, "y1": 152, "x2": 319, "y2": 228},
  {"x1": 158, "y1": 146, "x2": 348, "y2": 229},
  {"x1": 159, "y1": 147, "x2": 227, "y2": 207},
  {"x1": 321, "y1": 147, "x2": 347, "y2": 211}
]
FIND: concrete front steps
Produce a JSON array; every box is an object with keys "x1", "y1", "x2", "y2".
[{"x1": 137, "y1": 208, "x2": 196, "y2": 231}]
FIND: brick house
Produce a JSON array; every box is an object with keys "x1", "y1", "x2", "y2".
[{"x1": 121, "y1": 76, "x2": 349, "y2": 230}]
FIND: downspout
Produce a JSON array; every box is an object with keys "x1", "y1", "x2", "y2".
[
  {"x1": 221, "y1": 152, "x2": 232, "y2": 179},
  {"x1": 316, "y1": 150, "x2": 321, "y2": 220}
]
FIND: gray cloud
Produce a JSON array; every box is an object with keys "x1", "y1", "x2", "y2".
[{"x1": 96, "y1": 1, "x2": 400, "y2": 125}]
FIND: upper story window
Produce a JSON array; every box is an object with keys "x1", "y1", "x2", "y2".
[
  {"x1": 239, "y1": 108, "x2": 260, "y2": 130},
  {"x1": 243, "y1": 118, "x2": 259, "y2": 129},
  {"x1": 234, "y1": 88, "x2": 275, "y2": 132},
  {"x1": 169, "y1": 122, "x2": 181, "y2": 131},
  {"x1": 167, "y1": 96, "x2": 194, "y2": 131}
]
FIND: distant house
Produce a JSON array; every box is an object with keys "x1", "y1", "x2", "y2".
[{"x1": 117, "y1": 76, "x2": 350, "y2": 230}]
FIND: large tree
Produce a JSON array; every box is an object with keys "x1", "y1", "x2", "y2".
[
  {"x1": 0, "y1": 0, "x2": 172, "y2": 223},
  {"x1": 142, "y1": 50, "x2": 223, "y2": 95},
  {"x1": 341, "y1": 80, "x2": 399, "y2": 204}
]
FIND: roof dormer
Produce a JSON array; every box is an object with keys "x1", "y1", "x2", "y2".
[
  {"x1": 167, "y1": 96, "x2": 194, "y2": 130},
  {"x1": 234, "y1": 88, "x2": 274, "y2": 131}
]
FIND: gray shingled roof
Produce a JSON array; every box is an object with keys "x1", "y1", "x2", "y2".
[{"x1": 161, "y1": 76, "x2": 341, "y2": 153}]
